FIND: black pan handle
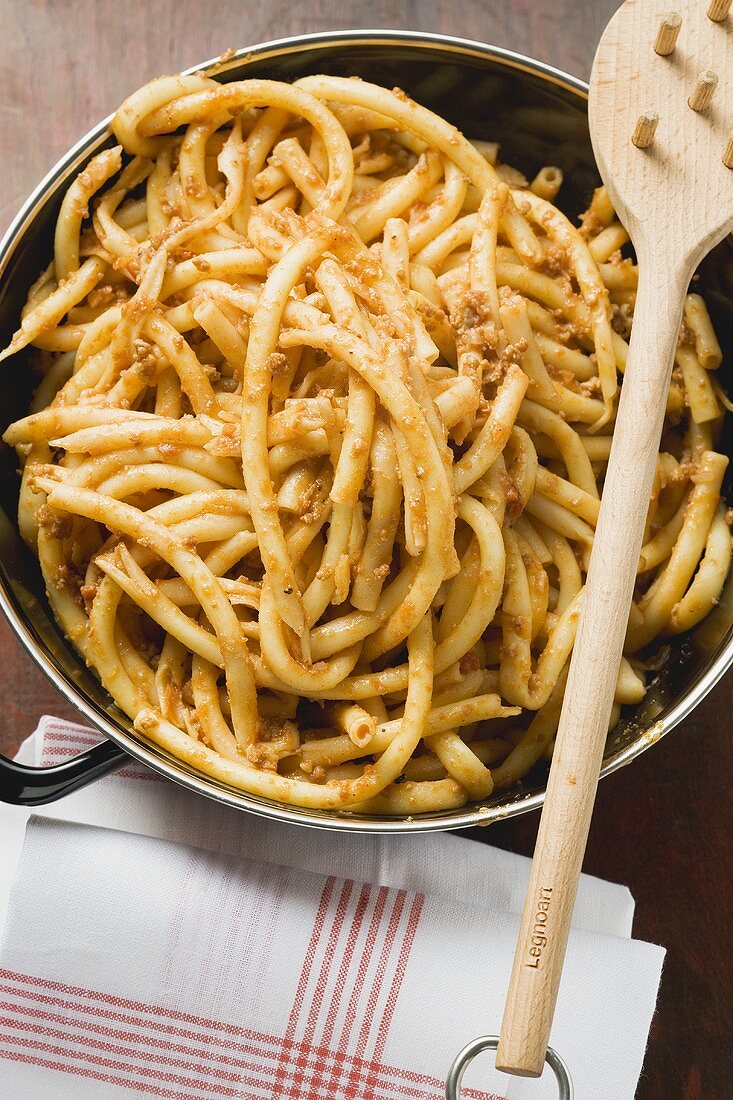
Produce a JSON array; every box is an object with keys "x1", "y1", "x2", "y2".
[{"x1": 0, "y1": 736, "x2": 128, "y2": 806}]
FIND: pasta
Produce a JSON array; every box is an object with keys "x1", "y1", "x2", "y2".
[{"x1": 2, "y1": 71, "x2": 730, "y2": 815}]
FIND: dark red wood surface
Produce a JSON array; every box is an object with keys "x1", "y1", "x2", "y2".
[{"x1": 0, "y1": 2, "x2": 731, "y2": 1096}]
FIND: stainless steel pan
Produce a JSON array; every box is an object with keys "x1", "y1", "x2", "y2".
[{"x1": 1, "y1": 30, "x2": 731, "y2": 829}]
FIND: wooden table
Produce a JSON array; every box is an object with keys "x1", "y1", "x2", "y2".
[{"x1": 0, "y1": 2, "x2": 730, "y2": 1096}]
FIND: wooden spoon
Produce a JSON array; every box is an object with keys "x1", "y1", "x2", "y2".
[{"x1": 497, "y1": 0, "x2": 733, "y2": 1078}]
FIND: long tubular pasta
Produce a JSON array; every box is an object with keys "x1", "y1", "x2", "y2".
[
  {"x1": 36, "y1": 524, "x2": 95, "y2": 662},
  {"x1": 155, "y1": 634, "x2": 189, "y2": 726},
  {"x1": 684, "y1": 293, "x2": 722, "y2": 369},
  {"x1": 496, "y1": 262, "x2": 584, "y2": 322},
  {"x1": 314, "y1": 260, "x2": 375, "y2": 506},
  {"x1": 381, "y1": 217, "x2": 411, "y2": 285},
  {"x1": 0, "y1": 258, "x2": 105, "y2": 363},
  {"x1": 453, "y1": 364, "x2": 529, "y2": 494},
  {"x1": 360, "y1": 250, "x2": 441, "y2": 367},
  {"x1": 643, "y1": 454, "x2": 668, "y2": 545},
  {"x1": 350, "y1": 419, "x2": 401, "y2": 611},
  {"x1": 599, "y1": 261, "x2": 638, "y2": 292},
  {"x1": 34, "y1": 477, "x2": 259, "y2": 746},
  {"x1": 468, "y1": 175, "x2": 508, "y2": 328},
  {"x1": 127, "y1": 79, "x2": 355, "y2": 221},
  {"x1": 530, "y1": 165, "x2": 563, "y2": 201},
  {"x1": 257, "y1": 577, "x2": 361, "y2": 691},
  {"x1": 253, "y1": 161, "x2": 290, "y2": 200},
  {"x1": 350, "y1": 778, "x2": 467, "y2": 815},
  {"x1": 155, "y1": 369, "x2": 180, "y2": 420},
  {"x1": 499, "y1": 526, "x2": 581, "y2": 709},
  {"x1": 204, "y1": 530, "x2": 259, "y2": 575},
  {"x1": 351, "y1": 152, "x2": 443, "y2": 242},
  {"x1": 159, "y1": 575, "x2": 259, "y2": 610},
  {"x1": 146, "y1": 144, "x2": 174, "y2": 236},
  {"x1": 296, "y1": 75, "x2": 498, "y2": 193},
  {"x1": 499, "y1": 293, "x2": 555, "y2": 400},
  {"x1": 30, "y1": 324, "x2": 88, "y2": 352},
  {"x1": 517, "y1": 533, "x2": 550, "y2": 640},
  {"x1": 330, "y1": 703, "x2": 377, "y2": 749},
  {"x1": 505, "y1": 426, "x2": 538, "y2": 512},
  {"x1": 273, "y1": 136, "x2": 326, "y2": 206},
  {"x1": 298, "y1": 693, "x2": 518, "y2": 768},
  {"x1": 414, "y1": 213, "x2": 476, "y2": 269},
  {"x1": 512, "y1": 514, "x2": 551, "y2": 563},
  {"x1": 73, "y1": 304, "x2": 125, "y2": 372},
  {"x1": 161, "y1": 250, "x2": 267, "y2": 300},
  {"x1": 55, "y1": 147, "x2": 122, "y2": 282},
  {"x1": 534, "y1": 466, "x2": 600, "y2": 526},
  {"x1": 587, "y1": 222, "x2": 630, "y2": 262},
  {"x1": 145, "y1": 314, "x2": 218, "y2": 415},
  {"x1": 114, "y1": 617, "x2": 163, "y2": 707},
  {"x1": 18, "y1": 446, "x2": 51, "y2": 551},
  {"x1": 492, "y1": 667, "x2": 568, "y2": 790},
  {"x1": 88, "y1": 575, "x2": 150, "y2": 715},
  {"x1": 309, "y1": 605, "x2": 387, "y2": 660},
  {"x1": 24, "y1": 264, "x2": 56, "y2": 313},
  {"x1": 520, "y1": 190, "x2": 617, "y2": 424},
  {"x1": 408, "y1": 159, "x2": 468, "y2": 255},
  {"x1": 277, "y1": 462, "x2": 317, "y2": 512},
  {"x1": 437, "y1": 541, "x2": 479, "y2": 640},
  {"x1": 539, "y1": 523, "x2": 582, "y2": 614},
  {"x1": 430, "y1": 668, "x2": 486, "y2": 707},
  {"x1": 93, "y1": 158, "x2": 153, "y2": 267},
  {"x1": 578, "y1": 436, "x2": 613, "y2": 463},
  {"x1": 51, "y1": 417, "x2": 212, "y2": 455},
  {"x1": 518, "y1": 400, "x2": 598, "y2": 497},
  {"x1": 524, "y1": 493, "x2": 595, "y2": 546},
  {"x1": 279, "y1": 322, "x2": 454, "y2": 659},
  {"x1": 435, "y1": 376, "x2": 481, "y2": 428},
  {"x1": 688, "y1": 419, "x2": 714, "y2": 459},
  {"x1": 639, "y1": 496, "x2": 687, "y2": 572},
  {"x1": 241, "y1": 226, "x2": 344, "y2": 644},
  {"x1": 4, "y1": 405, "x2": 161, "y2": 447},
  {"x1": 1, "y1": 70, "x2": 729, "y2": 818},
  {"x1": 533, "y1": 332, "x2": 595, "y2": 380},
  {"x1": 585, "y1": 185, "x2": 615, "y2": 229},
  {"x1": 626, "y1": 451, "x2": 728, "y2": 650},
  {"x1": 425, "y1": 730, "x2": 495, "y2": 799},
  {"x1": 392, "y1": 424, "x2": 427, "y2": 555},
  {"x1": 479, "y1": 451, "x2": 508, "y2": 525},
  {"x1": 112, "y1": 73, "x2": 216, "y2": 156},
  {"x1": 178, "y1": 115, "x2": 230, "y2": 219},
  {"x1": 191, "y1": 655, "x2": 239, "y2": 761},
  {"x1": 96, "y1": 546, "x2": 224, "y2": 666},
  {"x1": 668, "y1": 506, "x2": 732, "y2": 632},
  {"x1": 301, "y1": 500, "x2": 355, "y2": 621},
  {"x1": 500, "y1": 198, "x2": 543, "y2": 266},
  {"x1": 138, "y1": 612, "x2": 435, "y2": 808},
  {"x1": 94, "y1": 463, "x2": 224, "y2": 500},
  {"x1": 146, "y1": 488, "x2": 251, "y2": 525},
  {"x1": 106, "y1": 253, "x2": 168, "y2": 385},
  {"x1": 676, "y1": 345, "x2": 720, "y2": 424},
  {"x1": 58, "y1": 444, "x2": 241, "y2": 492},
  {"x1": 432, "y1": 495, "x2": 505, "y2": 670},
  {"x1": 615, "y1": 657, "x2": 645, "y2": 704}
]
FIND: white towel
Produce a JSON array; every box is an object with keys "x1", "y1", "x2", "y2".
[{"x1": 0, "y1": 717, "x2": 664, "y2": 1099}]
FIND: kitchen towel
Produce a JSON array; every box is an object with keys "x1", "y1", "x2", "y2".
[{"x1": 0, "y1": 718, "x2": 665, "y2": 1099}]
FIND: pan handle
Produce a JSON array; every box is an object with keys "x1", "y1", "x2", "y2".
[{"x1": 0, "y1": 737, "x2": 127, "y2": 806}]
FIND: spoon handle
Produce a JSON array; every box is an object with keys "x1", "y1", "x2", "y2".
[{"x1": 496, "y1": 254, "x2": 691, "y2": 1077}]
